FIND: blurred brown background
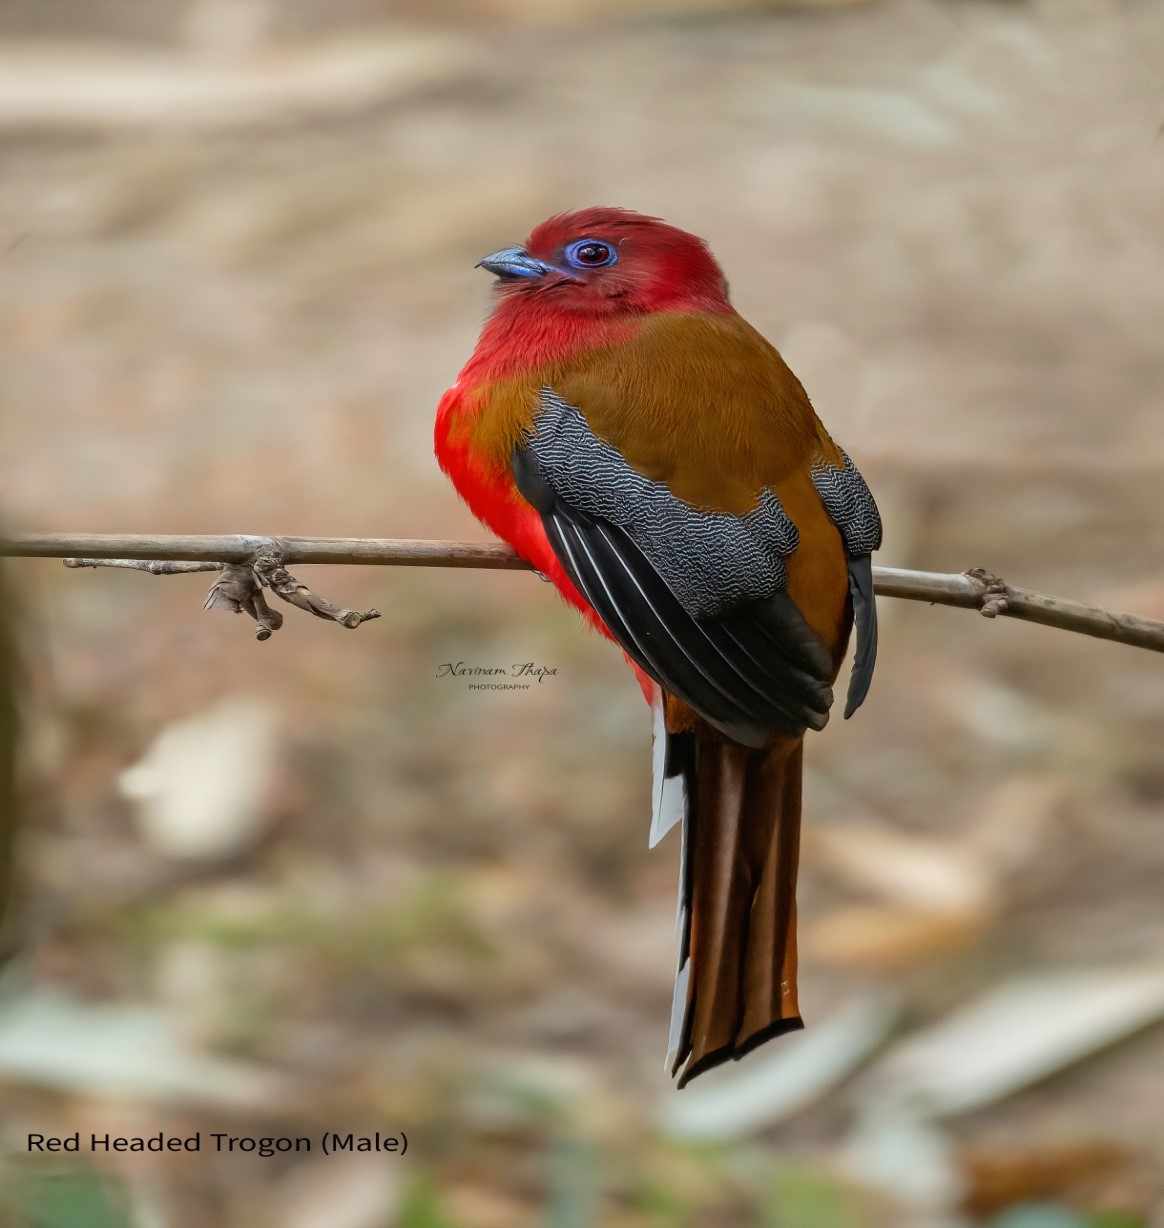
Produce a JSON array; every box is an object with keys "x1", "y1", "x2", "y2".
[{"x1": 1, "y1": 1, "x2": 1163, "y2": 1225}]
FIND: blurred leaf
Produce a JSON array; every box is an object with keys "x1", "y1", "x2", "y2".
[
  {"x1": 659, "y1": 992, "x2": 898, "y2": 1140},
  {"x1": 988, "y1": 1204, "x2": 1089, "y2": 1228},
  {"x1": 465, "y1": 1067, "x2": 571, "y2": 1130},
  {"x1": 279, "y1": 1155, "x2": 399, "y2": 1228},
  {"x1": 763, "y1": 1166, "x2": 858, "y2": 1228},
  {"x1": 806, "y1": 821, "x2": 996, "y2": 913},
  {"x1": 959, "y1": 1141, "x2": 1145, "y2": 1223},
  {"x1": 119, "y1": 696, "x2": 278, "y2": 862},
  {"x1": 0, "y1": 37, "x2": 472, "y2": 130},
  {"x1": 843, "y1": 1104, "x2": 961, "y2": 1210},
  {"x1": 20, "y1": 1173, "x2": 130, "y2": 1228},
  {"x1": 628, "y1": 1178, "x2": 688, "y2": 1227},
  {"x1": 861, "y1": 966, "x2": 1164, "y2": 1116},
  {"x1": 0, "y1": 976, "x2": 286, "y2": 1106},
  {"x1": 398, "y1": 1178, "x2": 461, "y2": 1228},
  {"x1": 545, "y1": 1138, "x2": 598, "y2": 1228},
  {"x1": 127, "y1": 873, "x2": 496, "y2": 985},
  {"x1": 624, "y1": 1140, "x2": 739, "y2": 1227},
  {"x1": 806, "y1": 903, "x2": 986, "y2": 972}
]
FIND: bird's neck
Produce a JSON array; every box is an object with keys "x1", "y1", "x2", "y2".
[{"x1": 455, "y1": 295, "x2": 639, "y2": 396}]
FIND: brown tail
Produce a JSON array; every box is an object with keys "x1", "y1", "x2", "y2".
[{"x1": 665, "y1": 731, "x2": 804, "y2": 1088}]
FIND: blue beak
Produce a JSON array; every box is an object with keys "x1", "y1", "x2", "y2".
[{"x1": 475, "y1": 246, "x2": 556, "y2": 280}]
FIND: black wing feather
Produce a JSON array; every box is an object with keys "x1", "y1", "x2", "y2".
[
  {"x1": 844, "y1": 553, "x2": 877, "y2": 718},
  {"x1": 811, "y1": 452, "x2": 883, "y2": 717},
  {"x1": 565, "y1": 517, "x2": 776, "y2": 744},
  {"x1": 548, "y1": 513, "x2": 768, "y2": 744},
  {"x1": 586, "y1": 518, "x2": 830, "y2": 738},
  {"x1": 513, "y1": 398, "x2": 835, "y2": 743}
]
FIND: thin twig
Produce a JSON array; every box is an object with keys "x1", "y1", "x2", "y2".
[
  {"x1": 66, "y1": 558, "x2": 223, "y2": 574},
  {"x1": 1, "y1": 532, "x2": 1162, "y2": 654}
]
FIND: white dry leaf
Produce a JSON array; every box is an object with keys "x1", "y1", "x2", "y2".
[
  {"x1": 844, "y1": 1102, "x2": 965, "y2": 1218},
  {"x1": 184, "y1": 0, "x2": 274, "y2": 59},
  {"x1": 806, "y1": 823, "x2": 997, "y2": 916},
  {"x1": 845, "y1": 965, "x2": 1164, "y2": 1216},
  {"x1": 119, "y1": 696, "x2": 278, "y2": 861},
  {"x1": 860, "y1": 965, "x2": 1164, "y2": 1118},
  {"x1": 658, "y1": 992, "x2": 899, "y2": 1140},
  {"x1": 0, "y1": 35, "x2": 470, "y2": 130},
  {"x1": 747, "y1": 79, "x2": 957, "y2": 149},
  {"x1": 928, "y1": 674, "x2": 1058, "y2": 754},
  {"x1": 918, "y1": 60, "x2": 1006, "y2": 123},
  {"x1": 278, "y1": 1156, "x2": 399, "y2": 1228},
  {"x1": 960, "y1": 775, "x2": 1072, "y2": 879},
  {"x1": 0, "y1": 980, "x2": 286, "y2": 1107},
  {"x1": 805, "y1": 773, "x2": 1071, "y2": 921}
]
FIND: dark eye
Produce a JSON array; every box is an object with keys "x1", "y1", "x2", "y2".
[{"x1": 564, "y1": 239, "x2": 617, "y2": 269}]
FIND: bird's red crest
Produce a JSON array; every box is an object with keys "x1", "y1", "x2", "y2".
[
  {"x1": 450, "y1": 208, "x2": 735, "y2": 389},
  {"x1": 517, "y1": 207, "x2": 732, "y2": 316}
]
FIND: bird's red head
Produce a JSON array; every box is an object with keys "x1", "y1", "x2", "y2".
[{"x1": 476, "y1": 208, "x2": 732, "y2": 317}]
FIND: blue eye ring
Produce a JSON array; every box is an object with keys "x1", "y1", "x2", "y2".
[{"x1": 564, "y1": 239, "x2": 617, "y2": 269}]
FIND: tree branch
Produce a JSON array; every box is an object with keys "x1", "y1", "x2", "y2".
[
  {"x1": 1, "y1": 531, "x2": 1161, "y2": 654},
  {"x1": 8, "y1": 533, "x2": 525, "y2": 568}
]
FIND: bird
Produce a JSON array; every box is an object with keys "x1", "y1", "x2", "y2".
[{"x1": 434, "y1": 208, "x2": 881, "y2": 1087}]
